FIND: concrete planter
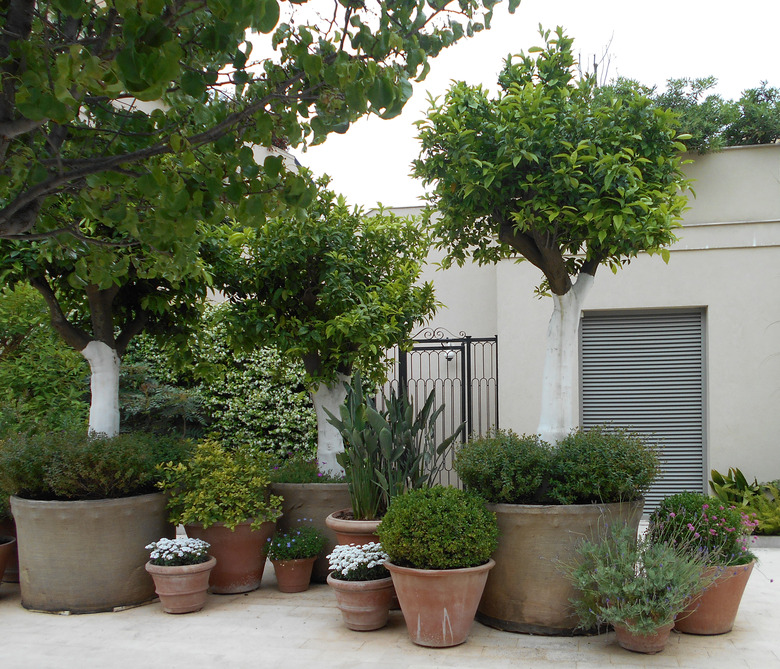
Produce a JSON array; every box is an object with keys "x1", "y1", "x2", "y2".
[
  {"x1": 478, "y1": 499, "x2": 644, "y2": 635},
  {"x1": 10, "y1": 492, "x2": 173, "y2": 613},
  {"x1": 270, "y1": 482, "x2": 350, "y2": 583}
]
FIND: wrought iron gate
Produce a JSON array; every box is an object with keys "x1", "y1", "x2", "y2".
[{"x1": 384, "y1": 328, "x2": 499, "y2": 486}]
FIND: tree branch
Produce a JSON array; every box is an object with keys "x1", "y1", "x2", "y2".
[{"x1": 28, "y1": 274, "x2": 91, "y2": 351}]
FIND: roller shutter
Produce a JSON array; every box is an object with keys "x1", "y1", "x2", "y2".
[{"x1": 580, "y1": 310, "x2": 706, "y2": 512}]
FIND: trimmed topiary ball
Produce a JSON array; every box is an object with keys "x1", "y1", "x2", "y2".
[{"x1": 377, "y1": 486, "x2": 498, "y2": 570}]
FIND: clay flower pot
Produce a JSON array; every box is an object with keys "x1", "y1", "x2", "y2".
[
  {"x1": 674, "y1": 561, "x2": 755, "y2": 635},
  {"x1": 0, "y1": 518, "x2": 19, "y2": 583},
  {"x1": 145, "y1": 557, "x2": 217, "y2": 614},
  {"x1": 271, "y1": 557, "x2": 316, "y2": 593},
  {"x1": 0, "y1": 535, "x2": 16, "y2": 584},
  {"x1": 185, "y1": 520, "x2": 275, "y2": 594},
  {"x1": 326, "y1": 574, "x2": 394, "y2": 631},
  {"x1": 614, "y1": 621, "x2": 674, "y2": 654},
  {"x1": 325, "y1": 509, "x2": 380, "y2": 546},
  {"x1": 385, "y1": 559, "x2": 495, "y2": 647}
]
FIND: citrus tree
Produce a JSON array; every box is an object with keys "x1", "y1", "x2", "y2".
[{"x1": 413, "y1": 28, "x2": 691, "y2": 443}]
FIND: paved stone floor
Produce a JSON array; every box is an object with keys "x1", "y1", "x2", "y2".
[{"x1": 2, "y1": 547, "x2": 778, "y2": 669}]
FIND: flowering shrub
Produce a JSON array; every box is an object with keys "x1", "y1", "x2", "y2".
[
  {"x1": 146, "y1": 537, "x2": 211, "y2": 566},
  {"x1": 327, "y1": 542, "x2": 390, "y2": 581},
  {"x1": 647, "y1": 491, "x2": 758, "y2": 566},
  {"x1": 266, "y1": 523, "x2": 327, "y2": 561}
]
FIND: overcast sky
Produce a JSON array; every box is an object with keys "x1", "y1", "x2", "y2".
[{"x1": 290, "y1": 0, "x2": 780, "y2": 208}]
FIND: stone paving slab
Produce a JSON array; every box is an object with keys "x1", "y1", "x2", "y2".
[{"x1": 1, "y1": 547, "x2": 778, "y2": 669}]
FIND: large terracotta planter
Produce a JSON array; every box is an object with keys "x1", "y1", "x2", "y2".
[
  {"x1": 0, "y1": 535, "x2": 16, "y2": 584},
  {"x1": 185, "y1": 520, "x2": 275, "y2": 594},
  {"x1": 614, "y1": 622, "x2": 674, "y2": 654},
  {"x1": 271, "y1": 557, "x2": 316, "y2": 593},
  {"x1": 674, "y1": 561, "x2": 755, "y2": 635},
  {"x1": 386, "y1": 559, "x2": 495, "y2": 647},
  {"x1": 271, "y1": 482, "x2": 350, "y2": 583},
  {"x1": 478, "y1": 499, "x2": 644, "y2": 635},
  {"x1": 145, "y1": 556, "x2": 217, "y2": 614},
  {"x1": 0, "y1": 517, "x2": 19, "y2": 583},
  {"x1": 10, "y1": 492, "x2": 173, "y2": 613},
  {"x1": 325, "y1": 509, "x2": 381, "y2": 546},
  {"x1": 327, "y1": 574, "x2": 394, "y2": 631}
]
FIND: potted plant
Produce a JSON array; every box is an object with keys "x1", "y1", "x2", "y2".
[
  {"x1": 326, "y1": 541, "x2": 394, "y2": 631},
  {"x1": 0, "y1": 496, "x2": 18, "y2": 583},
  {"x1": 377, "y1": 486, "x2": 498, "y2": 648},
  {"x1": 144, "y1": 537, "x2": 216, "y2": 614},
  {"x1": 0, "y1": 428, "x2": 190, "y2": 613},
  {"x1": 0, "y1": 533, "x2": 15, "y2": 584},
  {"x1": 269, "y1": 453, "x2": 349, "y2": 583},
  {"x1": 157, "y1": 438, "x2": 283, "y2": 594},
  {"x1": 325, "y1": 372, "x2": 461, "y2": 544},
  {"x1": 454, "y1": 426, "x2": 657, "y2": 634},
  {"x1": 266, "y1": 522, "x2": 327, "y2": 593},
  {"x1": 566, "y1": 524, "x2": 714, "y2": 654},
  {"x1": 648, "y1": 491, "x2": 758, "y2": 634}
]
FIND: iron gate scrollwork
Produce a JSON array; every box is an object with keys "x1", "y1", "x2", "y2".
[{"x1": 384, "y1": 328, "x2": 499, "y2": 487}]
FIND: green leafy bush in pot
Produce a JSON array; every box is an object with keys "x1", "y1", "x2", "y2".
[
  {"x1": 156, "y1": 438, "x2": 282, "y2": 530},
  {"x1": 269, "y1": 453, "x2": 345, "y2": 484},
  {"x1": 377, "y1": 486, "x2": 498, "y2": 570},
  {"x1": 454, "y1": 430, "x2": 551, "y2": 504},
  {"x1": 647, "y1": 491, "x2": 758, "y2": 566},
  {"x1": 266, "y1": 523, "x2": 327, "y2": 560},
  {"x1": 0, "y1": 429, "x2": 192, "y2": 501},
  {"x1": 546, "y1": 426, "x2": 658, "y2": 504}
]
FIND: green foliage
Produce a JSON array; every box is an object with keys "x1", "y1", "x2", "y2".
[
  {"x1": 0, "y1": 429, "x2": 191, "y2": 502},
  {"x1": 648, "y1": 491, "x2": 758, "y2": 566},
  {"x1": 269, "y1": 454, "x2": 345, "y2": 484},
  {"x1": 377, "y1": 486, "x2": 498, "y2": 570},
  {"x1": 156, "y1": 438, "x2": 283, "y2": 530},
  {"x1": 266, "y1": 523, "x2": 327, "y2": 560},
  {"x1": 220, "y1": 181, "x2": 437, "y2": 387},
  {"x1": 0, "y1": 284, "x2": 89, "y2": 435},
  {"x1": 455, "y1": 426, "x2": 657, "y2": 505},
  {"x1": 567, "y1": 524, "x2": 711, "y2": 635},
  {"x1": 547, "y1": 426, "x2": 659, "y2": 504},
  {"x1": 414, "y1": 27, "x2": 689, "y2": 295},
  {"x1": 454, "y1": 430, "x2": 551, "y2": 504},
  {"x1": 710, "y1": 468, "x2": 780, "y2": 536},
  {"x1": 326, "y1": 372, "x2": 460, "y2": 519}
]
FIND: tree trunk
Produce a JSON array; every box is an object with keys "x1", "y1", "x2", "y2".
[
  {"x1": 537, "y1": 274, "x2": 594, "y2": 445},
  {"x1": 81, "y1": 340, "x2": 121, "y2": 437},
  {"x1": 311, "y1": 374, "x2": 350, "y2": 477}
]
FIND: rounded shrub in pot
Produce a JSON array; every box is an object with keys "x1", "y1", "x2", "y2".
[
  {"x1": 0, "y1": 429, "x2": 190, "y2": 613},
  {"x1": 454, "y1": 426, "x2": 657, "y2": 635}
]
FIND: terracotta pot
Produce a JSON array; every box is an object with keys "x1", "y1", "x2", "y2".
[
  {"x1": 326, "y1": 574, "x2": 394, "y2": 631},
  {"x1": 674, "y1": 561, "x2": 754, "y2": 635},
  {"x1": 145, "y1": 557, "x2": 217, "y2": 614},
  {"x1": 478, "y1": 499, "x2": 644, "y2": 635},
  {"x1": 0, "y1": 517, "x2": 19, "y2": 583},
  {"x1": 0, "y1": 535, "x2": 16, "y2": 584},
  {"x1": 271, "y1": 557, "x2": 316, "y2": 593},
  {"x1": 386, "y1": 559, "x2": 495, "y2": 647},
  {"x1": 270, "y1": 482, "x2": 350, "y2": 583},
  {"x1": 10, "y1": 493, "x2": 173, "y2": 613},
  {"x1": 185, "y1": 520, "x2": 275, "y2": 594},
  {"x1": 614, "y1": 622, "x2": 674, "y2": 654},
  {"x1": 325, "y1": 509, "x2": 380, "y2": 546}
]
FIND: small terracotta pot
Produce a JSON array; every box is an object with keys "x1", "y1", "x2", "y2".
[
  {"x1": 0, "y1": 535, "x2": 17, "y2": 584},
  {"x1": 614, "y1": 621, "x2": 674, "y2": 654},
  {"x1": 185, "y1": 520, "x2": 275, "y2": 594},
  {"x1": 145, "y1": 557, "x2": 216, "y2": 614},
  {"x1": 674, "y1": 561, "x2": 755, "y2": 635},
  {"x1": 386, "y1": 559, "x2": 495, "y2": 647},
  {"x1": 272, "y1": 557, "x2": 316, "y2": 593},
  {"x1": 0, "y1": 518, "x2": 19, "y2": 583},
  {"x1": 325, "y1": 510, "x2": 380, "y2": 546},
  {"x1": 326, "y1": 574, "x2": 394, "y2": 631}
]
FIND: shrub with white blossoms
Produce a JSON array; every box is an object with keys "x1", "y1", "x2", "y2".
[
  {"x1": 146, "y1": 537, "x2": 211, "y2": 566},
  {"x1": 327, "y1": 542, "x2": 389, "y2": 581}
]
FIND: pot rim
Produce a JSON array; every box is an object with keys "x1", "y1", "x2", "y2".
[
  {"x1": 10, "y1": 491, "x2": 166, "y2": 509},
  {"x1": 384, "y1": 558, "x2": 495, "y2": 575},
  {"x1": 325, "y1": 509, "x2": 382, "y2": 533},
  {"x1": 0, "y1": 535, "x2": 15, "y2": 546},
  {"x1": 326, "y1": 573, "x2": 394, "y2": 590},
  {"x1": 485, "y1": 498, "x2": 645, "y2": 513},
  {"x1": 145, "y1": 555, "x2": 217, "y2": 575}
]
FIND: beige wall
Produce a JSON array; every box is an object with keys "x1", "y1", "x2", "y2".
[{"x1": 407, "y1": 144, "x2": 780, "y2": 484}]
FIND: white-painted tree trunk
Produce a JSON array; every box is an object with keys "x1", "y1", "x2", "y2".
[
  {"x1": 537, "y1": 274, "x2": 594, "y2": 445},
  {"x1": 81, "y1": 340, "x2": 121, "y2": 437},
  {"x1": 311, "y1": 374, "x2": 350, "y2": 476}
]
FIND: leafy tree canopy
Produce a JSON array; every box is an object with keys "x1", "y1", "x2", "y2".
[{"x1": 413, "y1": 27, "x2": 691, "y2": 295}]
